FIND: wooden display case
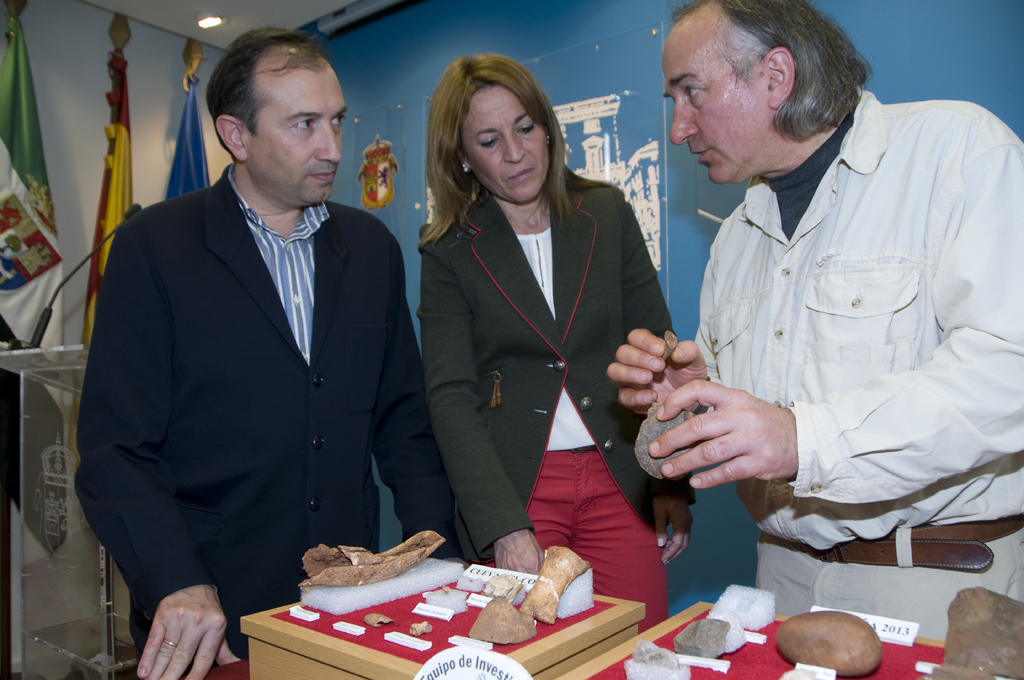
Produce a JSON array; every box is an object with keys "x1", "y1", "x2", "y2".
[{"x1": 241, "y1": 595, "x2": 643, "y2": 680}]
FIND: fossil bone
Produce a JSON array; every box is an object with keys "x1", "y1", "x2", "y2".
[
  {"x1": 364, "y1": 613, "x2": 393, "y2": 627},
  {"x1": 483, "y1": 574, "x2": 523, "y2": 602},
  {"x1": 519, "y1": 546, "x2": 590, "y2": 624},
  {"x1": 410, "y1": 621, "x2": 432, "y2": 637},
  {"x1": 300, "y1": 530, "x2": 445, "y2": 587}
]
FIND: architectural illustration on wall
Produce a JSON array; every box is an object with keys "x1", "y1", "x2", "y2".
[{"x1": 554, "y1": 95, "x2": 662, "y2": 270}]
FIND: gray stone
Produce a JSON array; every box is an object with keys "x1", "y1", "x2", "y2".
[
  {"x1": 673, "y1": 619, "x2": 729, "y2": 658},
  {"x1": 634, "y1": 403, "x2": 694, "y2": 479},
  {"x1": 945, "y1": 587, "x2": 1024, "y2": 679}
]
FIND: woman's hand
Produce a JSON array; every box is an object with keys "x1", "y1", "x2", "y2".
[
  {"x1": 653, "y1": 494, "x2": 692, "y2": 564},
  {"x1": 493, "y1": 528, "x2": 544, "y2": 574}
]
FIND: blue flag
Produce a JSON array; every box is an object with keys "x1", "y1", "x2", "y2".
[{"x1": 166, "y1": 75, "x2": 209, "y2": 198}]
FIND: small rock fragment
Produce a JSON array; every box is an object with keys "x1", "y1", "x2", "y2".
[
  {"x1": 483, "y1": 574, "x2": 523, "y2": 602},
  {"x1": 707, "y1": 608, "x2": 746, "y2": 653},
  {"x1": 410, "y1": 621, "x2": 432, "y2": 637},
  {"x1": 662, "y1": 331, "x2": 679, "y2": 359},
  {"x1": 363, "y1": 613, "x2": 393, "y2": 627},
  {"x1": 635, "y1": 403, "x2": 694, "y2": 479},
  {"x1": 442, "y1": 585, "x2": 451, "y2": 595},
  {"x1": 633, "y1": 639, "x2": 685, "y2": 668},
  {"x1": 776, "y1": 611, "x2": 882, "y2": 677},
  {"x1": 944, "y1": 587, "x2": 1024, "y2": 679},
  {"x1": 673, "y1": 619, "x2": 729, "y2": 658},
  {"x1": 468, "y1": 597, "x2": 537, "y2": 645}
]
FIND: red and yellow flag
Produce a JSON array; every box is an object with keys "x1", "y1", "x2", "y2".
[{"x1": 82, "y1": 26, "x2": 132, "y2": 344}]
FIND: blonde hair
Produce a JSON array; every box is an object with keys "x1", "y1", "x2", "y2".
[{"x1": 421, "y1": 53, "x2": 603, "y2": 247}]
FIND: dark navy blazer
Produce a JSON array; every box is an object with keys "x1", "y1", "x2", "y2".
[{"x1": 76, "y1": 169, "x2": 458, "y2": 656}]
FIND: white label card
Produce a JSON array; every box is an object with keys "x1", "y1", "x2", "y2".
[
  {"x1": 744, "y1": 631, "x2": 767, "y2": 644},
  {"x1": 288, "y1": 605, "x2": 319, "y2": 622},
  {"x1": 413, "y1": 602, "x2": 455, "y2": 621},
  {"x1": 466, "y1": 593, "x2": 492, "y2": 609},
  {"x1": 811, "y1": 606, "x2": 919, "y2": 646},
  {"x1": 795, "y1": 663, "x2": 837, "y2": 680},
  {"x1": 332, "y1": 621, "x2": 365, "y2": 636},
  {"x1": 675, "y1": 654, "x2": 730, "y2": 674},
  {"x1": 385, "y1": 631, "x2": 432, "y2": 652},
  {"x1": 448, "y1": 636, "x2": 492, "y2": 651},
  {"x1": 461, "y1": 564, "x2": 538, "y2": 591}
]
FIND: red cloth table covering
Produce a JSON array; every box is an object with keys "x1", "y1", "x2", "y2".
[{"x1": 588, "y1": 610, "x2": 944, "y2": 680}]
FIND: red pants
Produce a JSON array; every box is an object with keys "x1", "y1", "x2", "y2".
[{"x1": 526, "y1": 449, "x2": 668, "y2": 632}]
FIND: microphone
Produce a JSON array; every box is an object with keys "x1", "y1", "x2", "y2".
[{"x1": 10, "y1": 203, "x2": 143, "y2": 350}]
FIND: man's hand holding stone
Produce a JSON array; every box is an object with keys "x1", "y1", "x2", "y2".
[{"x1": 649, "y1": 379, "x2": 799, "y2": 488}]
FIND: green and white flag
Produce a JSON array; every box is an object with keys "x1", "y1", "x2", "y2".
[{"x1": 0, "y1": 12, "x2": 62, "y2": 347}]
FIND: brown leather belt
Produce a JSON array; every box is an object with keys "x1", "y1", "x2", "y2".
[{"x1": 800, "y1": 515, "x2": 1024, "y2": 572}]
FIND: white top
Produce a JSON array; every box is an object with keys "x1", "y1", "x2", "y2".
[
  {"x1": 517, "y1": 229, "x2": 595, "y2": 451},
  {"x1": 700, "y1": 91, "x2": 1024, "y2": 548}
]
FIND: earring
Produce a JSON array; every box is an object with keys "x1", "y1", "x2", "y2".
[
  {"x1": 462, "y1": 164, "x2": 470, "y2": 173},
  {"x1": 546, "y1": 135, "x2": 550, "y2": 144}
]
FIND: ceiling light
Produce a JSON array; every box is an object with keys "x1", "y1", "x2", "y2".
[{"x1": 197, "y1": 11, "x2": 223, "y2": 28}]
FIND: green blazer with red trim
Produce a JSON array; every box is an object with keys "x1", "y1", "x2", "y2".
[{"x1": 418, "y1": 185, "x2": 690, "y2": 562}]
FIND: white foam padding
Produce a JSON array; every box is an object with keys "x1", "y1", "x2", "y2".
[
  {"x1": 300, "y1": 558, "x2": 464, "y2": 615},
  {"x1": 624, "y1": 659, "x2": 692, "y2": 680},
  {"x1": 556, "y1": 568, "x2": 594, "y2": 619},
  {"x1": 707, "y1": 608, "x2": 746, "y2": 653},
  {"x1": 456, "y1": 574, "x2": 487, "y2": 593},
  {"x1": 423, "y1": 588, "x2": 469, "y2": 614},
  {"x1": 710, "y1": 584, "x2": 776, "y2": 631}
]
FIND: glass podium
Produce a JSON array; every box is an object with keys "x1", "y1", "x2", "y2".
[{"x1": 0, "y1": 346, "x2": 135, "y2": 680}]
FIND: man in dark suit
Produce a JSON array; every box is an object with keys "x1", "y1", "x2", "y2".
[{"x1": 75, "y1": 28, "x2": 459, "y2": 680}]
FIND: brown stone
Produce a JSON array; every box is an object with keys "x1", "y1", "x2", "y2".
[
  {"x1": 945, "y1": 587, "x2": 1024, "y2": 679},
  {"x1": 776, "y1": 611, "x2": 882, "y2": 677},
  {"x1": 520, "y1": 546, "x2": 590, "y2": 624},
  {"x1": 468, "y1": 598, "x2": 537, "y2": 645},
  {"x1": 673, "y1": 618, "x2": 729, "y2": 658},
  {"x1": 635, "y1": 403, "x2": 694, "y2": 479},
  {"x1": 662, "y1": 331, "x2": 679, "y2": 359},
  {"x1": 299, "y1": 530, "x2": 445, "y2": 587}
]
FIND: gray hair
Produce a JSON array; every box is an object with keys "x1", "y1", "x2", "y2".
[{"x1": 672, "y1": 0, "x2": 870, "y2": 139}]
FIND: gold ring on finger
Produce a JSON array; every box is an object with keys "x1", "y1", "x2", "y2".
[{"x1": 162, "y1": 639, "x2": 178, "y2": 648}]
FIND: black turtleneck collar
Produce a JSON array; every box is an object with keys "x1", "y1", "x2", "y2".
[{"x1": 768, "y1": 112, "x2": 854, "y2": 240}]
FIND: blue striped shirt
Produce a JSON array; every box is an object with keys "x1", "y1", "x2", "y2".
[{"x1": 228, "y1": 167, "x2": 326, "y2": 364}]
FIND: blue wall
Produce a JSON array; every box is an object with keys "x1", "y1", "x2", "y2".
[{"x1": 320, "y1": 0, "x2": 1024, "y2": 615}]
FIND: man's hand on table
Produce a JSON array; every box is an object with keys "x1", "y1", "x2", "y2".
[{"x1": 139, "y1": 584, "x2": 239, "y2": 680}]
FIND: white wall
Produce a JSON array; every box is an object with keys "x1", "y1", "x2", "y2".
[
  {"x1": 19, "y1": 0, "x2": 233, "y2": 345},
  {"x1": 7, "y1": 0, "x2": 233, "y2": 669}
]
